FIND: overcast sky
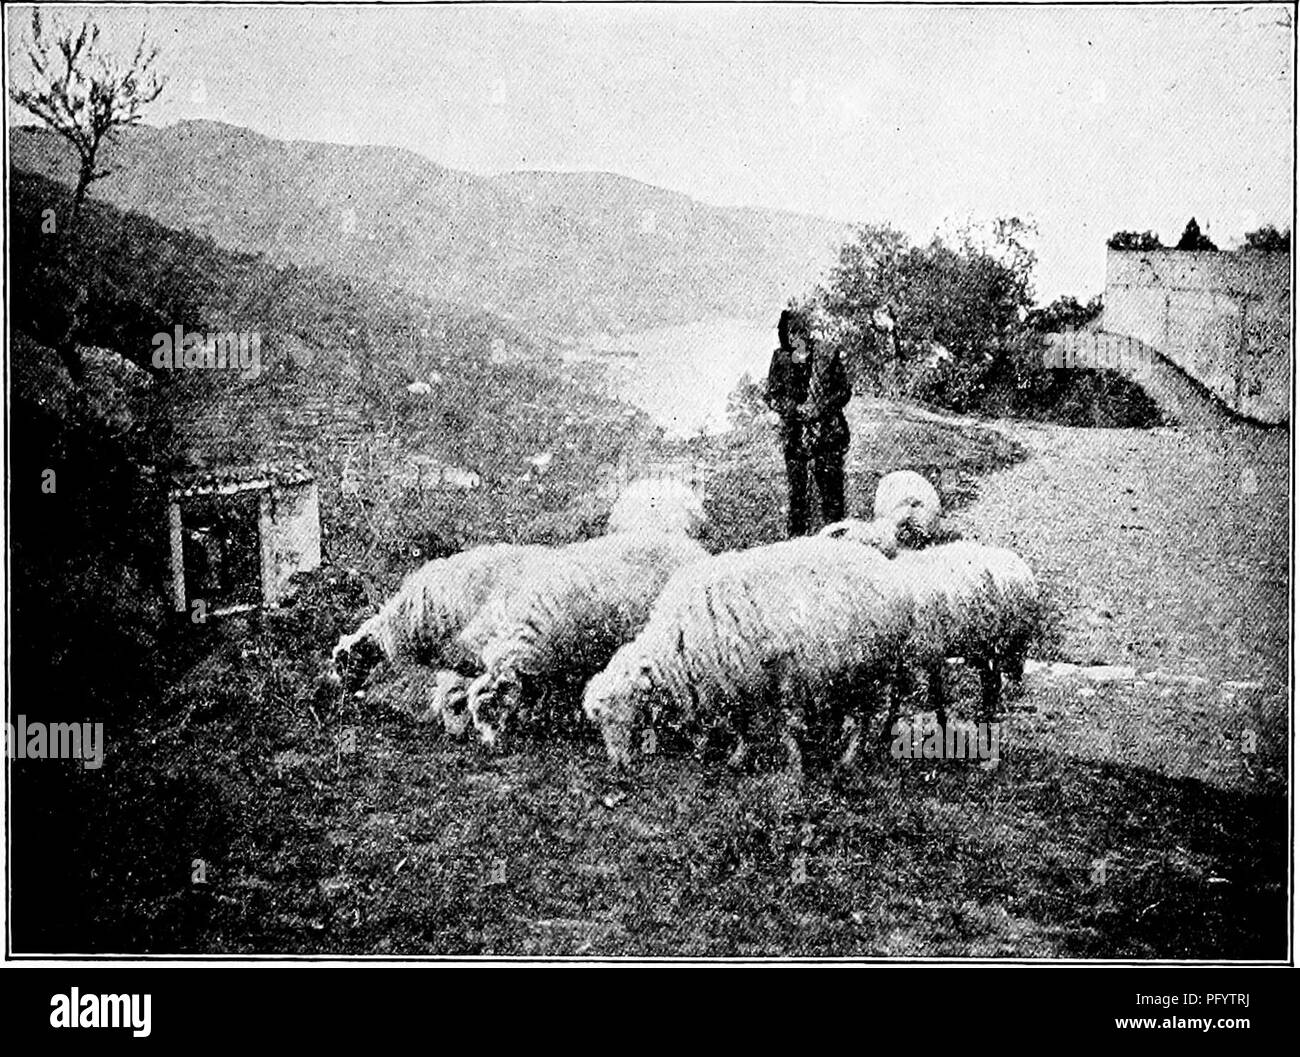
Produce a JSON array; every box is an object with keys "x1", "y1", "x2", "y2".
[{"x1": 6, "y1": 3, "x2": 1294, "y2": 302}]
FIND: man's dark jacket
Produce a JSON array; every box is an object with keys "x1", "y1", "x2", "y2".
[{"x1": 764, "y1": 344, "x2": 851, "y2": 458}]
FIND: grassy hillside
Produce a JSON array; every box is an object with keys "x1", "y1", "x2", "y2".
[
  {"x1": 10, "y1": 166, "x2": 650, "y2": 555},
  {"x1": 6, "y1": 165, "x2": 661, "y2": 757},
  {"x1": 6, "y1": 165, "x2": 654, "y2": 951},
  {"x1": 11, "y1": 121, "x2": 846, "y2": 335},
  {"x1": 9, "y1": 168, "x2": 544, "y2": 379}
]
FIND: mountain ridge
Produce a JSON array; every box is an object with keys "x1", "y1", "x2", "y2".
[{"x1": 10, "y1": 119, "x2": 847, "y2": 336}]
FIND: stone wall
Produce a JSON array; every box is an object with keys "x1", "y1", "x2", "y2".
[{"x1": 266, "y1": 480, "x2": 322, "y2": 601}]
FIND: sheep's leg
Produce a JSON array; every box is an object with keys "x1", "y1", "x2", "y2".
[
  {"x1": 1001, "y1": 643, "x2": 1028, "y2": 698},
  {"x1": 751, "y1": 653, "x2": 801, "y2": 772},
  {"x1": 757, "y1": 674, "x2": 806, "y2": 816},
  {"x1": 780, "y1": 703, "x2": 805, "y2": 785},
  {"x1": 979, "y1": 659, "x2": 1001, "y2": 722},
  {"x1": 546, "y1": 673, "x2": 582, "y2": 734},
  {"x1": 838, "y1": 713, "x2": 862, "y2": 769},
  {"x1": 534, "y1": 683, "x2": 557, "y2": 733},
  {"x1": 876, "y1": 661, "x2": 910, "y2": 747},
  {"x1": 725, "y1": 685, "x2": 756, "y2": 771},
  {"x1": 601, "y1": 718, "x2": 635, "y2": 776},
  {"x1": 891, "y1": 661, "x2": 946, "y2": 741},
  {"x1": 521, "y1": 672, "x2": 550, "y2": 734},
  {"x1": 839, "y1": 673, "x2": 879, "y2": 767},
  {"x1": 879, "y1": 690, "x2": 900, "y2": 744},
  {"x1": 502, "y1": 674, "x2": 529, "y2": 737},
  {"x1": 774, "y1": 709, "x2": 806, "y2": 814}
]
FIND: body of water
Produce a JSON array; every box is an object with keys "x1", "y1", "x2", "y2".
[{"x1": 580, "y1": 317, "x2": 778, "y2": 437}]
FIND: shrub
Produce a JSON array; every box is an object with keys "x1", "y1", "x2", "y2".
[
  {"x1": 1175, "y1": 218, "x2": 1218, "y2": 252},
  {"x1": 1107, "y1": 231, "x2": 1163, "y2": 251},
  {"x1": 1244, "y1": 225, "x2": 1291, "y2": 252},
  {"x1": 1025, "y1": 295, "x2": 1105, "y2": 334}
]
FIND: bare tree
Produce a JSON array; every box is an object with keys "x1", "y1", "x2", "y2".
[{"x1": 9, "y1": 9, "x2": 165, "y2": 225}]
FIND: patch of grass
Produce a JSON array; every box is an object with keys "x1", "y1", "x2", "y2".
[
  {"x1": 24, "y1": 585, "x2": 1282, "y2": 958},
  {"x1": 668, "y1": 396, "x2": 1026, "y2": 551}
]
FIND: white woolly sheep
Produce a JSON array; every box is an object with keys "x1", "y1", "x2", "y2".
[
  {"x1": 874, "y1": 469, "x2": 941, "y2": 544},
  {"x1": 607, "y1": 478, "x2": 707, "y2": 539},
  {"x1": 328, "y1": 542, "x2": 549, "y2": 693},
  {"x1": 328, "y1": 476, "x2": 707, "y2": 733},
  {"x1": 889, "y1": 540, "x2": 1040, "y2": 729},
  {"x1": 464, "y1": 531, "x2": 709, "y2": 747},
  {"x1": 582, "y1": 537, "x2": 913, "y2": 777}
]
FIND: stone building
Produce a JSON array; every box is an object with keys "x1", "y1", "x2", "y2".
[
  {"x1": 1101, "y1": 248, "x2": 1290, "y2": 424},
  {"x1": 165, "y1": 464, "x2": 321, "y2": 616}
]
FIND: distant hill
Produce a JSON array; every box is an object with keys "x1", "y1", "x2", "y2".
[
  {"x1": 10, "y1": 120, "x2": 846, "y2": 335},
  {"x1": 8, "y1": 169, "x2": 640, "y2": 500}
]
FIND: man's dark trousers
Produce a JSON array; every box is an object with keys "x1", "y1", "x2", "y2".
[{"x1": 785, "y1": 448, "x2": 845, "y2": 537}]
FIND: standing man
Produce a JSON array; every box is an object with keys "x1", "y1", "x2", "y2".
[{"x1": 764, "y1": 308, "x2": 851, "y2": 537}]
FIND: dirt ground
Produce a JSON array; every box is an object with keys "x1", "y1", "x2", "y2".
[{"x1": 949, "y1": 397, "x2": 1288, "y2": 796}]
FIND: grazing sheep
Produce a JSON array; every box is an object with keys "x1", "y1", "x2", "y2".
[
  {"x1": 874, "y1": 469, "x2": 941, "y2": 544},
  {"x1": 582, "y1": 537, "x2": 913, "y2": 777},
  {"x1": 890, "y1": 541, "x2": 1040, "y2": 729},
  {"x1": 464, "y1": 531, "x2": 709, "y2": 747},
  {"x1": 327, "y1": 477, "x2": 706, "y2": 730},
  {"x1": 817, "y1": 515, "x2": 902, "y2": 557},
  {"x1": 607, "y1": 478, "x2": 707, "y2": 539},
  {"x1": 328, "y1": 543, "x2": 549, "y2": 692}
]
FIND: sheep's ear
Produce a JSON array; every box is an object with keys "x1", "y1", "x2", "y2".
[{"x1": 635, "y1": 660, "x2": 653, "y2": 690}]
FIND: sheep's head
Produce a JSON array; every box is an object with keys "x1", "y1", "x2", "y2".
[
  {"x1": 328, "y1": 634, "x2": 385, "y2": 693},
  {"x1": 607, "y1": 479, "x2": 708, "y2": 540},
  {"x1": 431, "y1": 670, "x2": 472, "y2": 739},
  {"x1": 467, "y1": 667, "x2": 523, "y2": 749},
  {"x1": 891, "y1": 497, "x2": 936, "y2": 547},
  {"x1": 818, "y1": 517, "x2": 899, "y2": 558},
  {"x1": 583, "y1": 658, "x2": 655, "y2": 771}
]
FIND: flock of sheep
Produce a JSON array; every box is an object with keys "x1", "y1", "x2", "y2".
[{"x1": 327, "y1": 472, "x2": 1042, "y2": 783}]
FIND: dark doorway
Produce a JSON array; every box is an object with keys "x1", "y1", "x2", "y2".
[{"x1": 180, "y1": 491, "x2": 262, "y2": 611}]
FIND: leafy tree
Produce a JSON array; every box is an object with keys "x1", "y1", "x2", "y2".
[
  {"x1": 816, "y1": 217, "x2": 1038, "y2": 409},
  {"x1": 9, "y1": 10, "x2": 165, "y2": 226},
  {"x1": 725, "y1": 372, "x2": 770, "y2": 430},
  {"x1": 807, "y1": 217, "x2": 1162, "y2": 424},
  {"x1": 1244, "y1": 224, "x2": 1291, "y2": 252},
  {"x1": 820, "y1": 223, "x2": 911, "y2": 324},
  {"x1": 1175, "y1": 217, "x2": 1218, "y2": 252},
  {"x1": 1107, "y1": 230, "x2": 1163, "y2": 251}
]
